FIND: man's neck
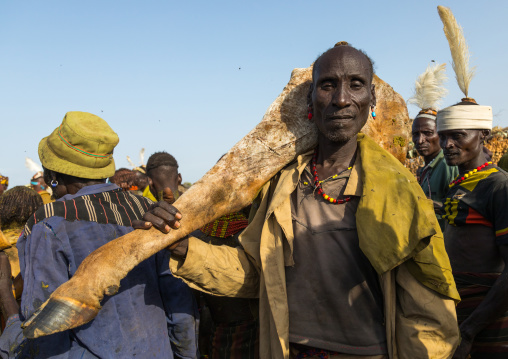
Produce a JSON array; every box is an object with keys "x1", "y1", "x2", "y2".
[
  {"x1": 424, "y1": 150, "x2": 441, "y2": 166},
  {"x1": 458, "y1": 152, "x2": 489, "y2": 175},
  {"x1": 315, "y1": 134, "x2": 358, "y2": 179},
  {"x1": 65, "y1": 180, "x2": 107, "y2": 195}
]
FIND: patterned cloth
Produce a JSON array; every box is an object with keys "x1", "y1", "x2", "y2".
[
  {"x1": 195, "y1": 213, "x2": 258, "y2": 359},
  {"x1": 443, "y1": 165, "x2": 508, "y2": 245},
  {"x1": 24, "y1": 186, "x2": 153, "y2": 235},
  {"x1": 200, "y1": 212, "x2": 249, "y2": 238},
  {"x1": 455, "y1": 272, "x2": 508, "y2": 358},
  {"x1": 209, "y1": 320, "x2": 259, "y2": 359}
]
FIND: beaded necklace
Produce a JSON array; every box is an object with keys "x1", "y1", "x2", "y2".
[
  {"x1": 449, "y1": 161, "x2": 493, "y2": 188},
  {"x1": 311, "y1": 149, "x2": 352, "y2": 204}
]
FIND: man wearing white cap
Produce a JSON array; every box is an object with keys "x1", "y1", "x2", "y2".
[
  {"x1": 436, "y1": 6, "x2": 508, "y2": 356},
  {"x1": 438, "y1": 99, "x2": 508, "y2": 358}
]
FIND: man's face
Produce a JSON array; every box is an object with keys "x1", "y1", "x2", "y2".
[
  {"x1": 31, "y1": 176, "x2": 47, "y2": 192},
  {"x1": 412, "y1": 117, "x2": 440, "y2": 158},
  {"x1": 148, "y1": 166, "x2": 181, "y2": 203},
  {"x1": 310, "y1": 46, "x2": 375, "y2": 143},
  {"x1": 438, "y1": 129, "x2": 485, "y2": 167},
  {"x1": 134, "y1": 171, "x2": 149, "y2": 190}
]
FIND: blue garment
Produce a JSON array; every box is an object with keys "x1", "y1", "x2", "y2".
[{"x1": 0, "y1": 183, "x2": 199, "y2": 359}]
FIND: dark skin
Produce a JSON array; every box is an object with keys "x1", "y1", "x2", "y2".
[
  {"x1": 43, "y1": 168, "x2": 106, "y2": 200},
  {"x1": 0, "y1": 181, "x2": 8, "y2": 196},
  {"x1": 309, "y1": 46, "x2": 375, "y2": 179},
  {"x1": 412, "y1": 117, "x2": 441, "y2": 165},
  {"x1": 132, "y1": 167, "x2": 182, "y2": 244},
  {"x1": 148, "y1": 166, "x2": 182, "y2": 203},
  {"x1": 136, "y1": 46, "x2": 376, "y2": 257},
  {"x1": 439, "y1": 118, "x2": 507, "y2": 359},
  {"x1": 413, "y1": 117, "x2": 445, "y2": 211},
  {"x1": 31, "y1": 176, "x2": 48, "y2": 193},
  {"x1": 0, "y1": 252, "x2": 19, "y2": 320},
  {"x1": 133, "y1": 171, "x2": 150, "y2": 191}
]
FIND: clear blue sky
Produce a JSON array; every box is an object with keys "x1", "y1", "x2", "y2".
[{"x1": 1, "y1": 0, "x2": 507, "y2": 187}]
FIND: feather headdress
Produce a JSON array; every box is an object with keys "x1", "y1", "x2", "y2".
[
  {"x1": 126, "y1": 156, "x2": 136, "y2": 168},
  {"x1": 437, "y1": 5, "x2": 475, "y2": 99},
  {"x1": 25, "y1": 157, "x2": 42, "y2": 173},
  {"x1": 139, "y1": 148, "x2": 145, "y2": 166},
  {"x1": 127, "y1": 148, "x2": 147, "y2": 174},
  {"x1": 408, "y1": 63, "x2": 448, "y2": 113}
]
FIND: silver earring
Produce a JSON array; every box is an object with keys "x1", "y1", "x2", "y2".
[{"x1": 51, "y1": 180, "x2": 58, "y2": 188}]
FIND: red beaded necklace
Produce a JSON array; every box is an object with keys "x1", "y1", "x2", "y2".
[
  {"x1": 449, "y1": 161, "x2": 493, "y2": 188},
  {"x1": 311, "y1": 149, "x2": 352, "y2": 204}
]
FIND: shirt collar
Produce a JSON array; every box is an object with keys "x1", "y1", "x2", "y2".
[
  {"x1": 428, "y1": 150, "x2": 444, "y2": 169},
  {"x1": 58, "y1": 183, "x2": 120, "y2": 201},
  {"x1": 343, "y1": 151, "x2": 362, "y2": 196}
]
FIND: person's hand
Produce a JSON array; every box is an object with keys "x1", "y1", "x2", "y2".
[
  {"x1": 132, "y1": 187, "x2": 187, "y2": 253},
  {"x1": 452, "y1": 333, "x2": 473, "y2": 359},
  {"x1": 132, "y1": 187, "x2": 182, "y2": 234}
]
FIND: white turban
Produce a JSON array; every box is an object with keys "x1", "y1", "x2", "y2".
[
  {"x1": 414, "y1": 113, "x2": 436, "y2": 121},
  {"x1": 436, "y1": 105, "x2": 493, "y2": 132}
]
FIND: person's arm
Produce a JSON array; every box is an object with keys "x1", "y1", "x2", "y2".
[
  {"x1": 169, "y1": 235, "x2": 260, "y2": 297},
  {"x1": 0, "y1": 252, "x2": 19, "y2": 321},
  {"x1": 133, "y1": 187, "x2": 261, "y2": 298},
  {"x1": 394, "y1": 262, "x2": 459, "y2": 358},
  {"x1": 453, "y1": 245, "x2": 508, "y2": 359}
]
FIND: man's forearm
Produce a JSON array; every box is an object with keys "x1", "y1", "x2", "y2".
[
  {"x1": 0, "y1": 282, "x2": 19, "y2": 320},
  {"x1": 460, "y1": 270, "x2": 508, "y2": 340}
]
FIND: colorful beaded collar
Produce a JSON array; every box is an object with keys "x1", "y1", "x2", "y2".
[{"x1": 449, "y1": 161, "x2": 493, "y2": 188}]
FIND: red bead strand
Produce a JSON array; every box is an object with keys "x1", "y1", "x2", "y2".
[
  {"x1": 311, "y1": 149, "x2": 352, "y2": 204},
  {"x1": 449, "y1": 161, "x2": 493, "y2": 188}
]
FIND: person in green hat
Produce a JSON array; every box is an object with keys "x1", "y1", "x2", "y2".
[{"x1": 0, "y1": 111, "x2": 198, "y2": 358}]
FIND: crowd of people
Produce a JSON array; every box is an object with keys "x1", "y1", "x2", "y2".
[{"x1": 0, "y1": 9, "x2": 507, "y2": 359}]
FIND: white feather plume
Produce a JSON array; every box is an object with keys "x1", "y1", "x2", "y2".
[
  {"x1": 437, "y1": 5, "x2": 476, "y2": 98},
  {"x1": 25, "y1": 157, "x2": 42, "y2": 173},
  {"x1": 408, "y1": 63, "x2": 448, "y2": 110},
  {"x1": 139, "y1": 148, "x2": 145, "y2": 166},
  {"x1": 126, "y1": 156, "x2": 136, "y2": 168}
]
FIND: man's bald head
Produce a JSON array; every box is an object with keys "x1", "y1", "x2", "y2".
[{"x1": 312, "y1": 43, "x2": 375, "y2": 84}]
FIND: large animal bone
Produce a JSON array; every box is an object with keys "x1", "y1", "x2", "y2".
[{"x1": 23, "y1": 66, "x2": 409, "y2": 338}]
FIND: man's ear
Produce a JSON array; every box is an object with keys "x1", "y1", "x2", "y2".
[
  {"x1": 307, "y1": 83, "x2": 314, "y2": 107},
  {"x1": 370, "y1": 83, "x2": 377, "y2": 107},
  {"x1": 480, "y1": 129, "x2": 491, "y2": 143},
  {"x1": 177, "y1": 173, "x2": 182, "y2": 186}
]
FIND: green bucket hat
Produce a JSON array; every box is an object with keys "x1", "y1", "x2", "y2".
[{"x1": 38, "y1": 111, "x2": 119, "y2": 179}]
